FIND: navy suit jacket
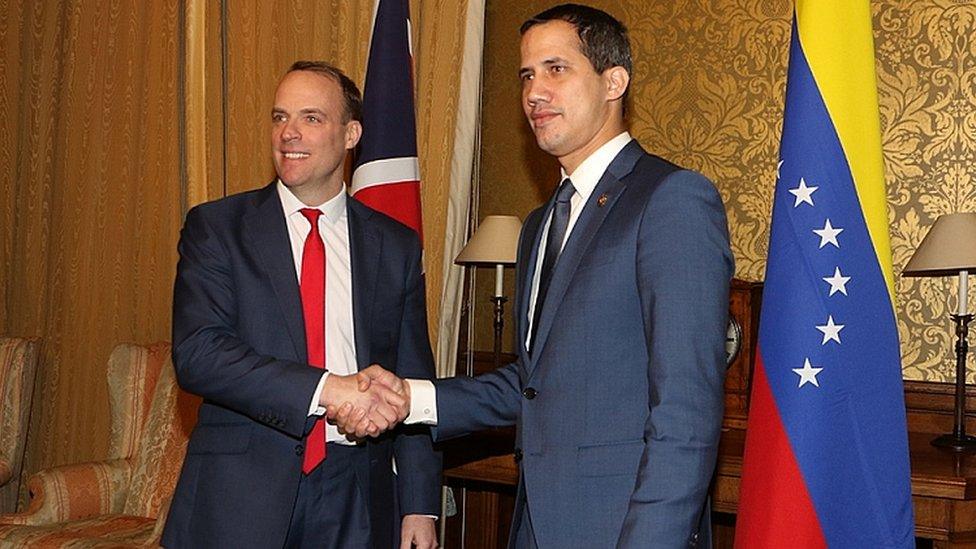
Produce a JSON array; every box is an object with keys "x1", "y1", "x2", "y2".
[
  {"x1": 434, "y1": 141, "x2": 733, "y2": 547},
  {"x1": 161, "y1": 182, "x2": 441, "y2": 548}
]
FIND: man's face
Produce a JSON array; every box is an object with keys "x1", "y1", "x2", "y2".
[
  {"x1": 519, "y1": 20, "x2": 618, "y2": 171},
  {"x1": 271, "y1": 70, "x2": 361, "y2": 200}
]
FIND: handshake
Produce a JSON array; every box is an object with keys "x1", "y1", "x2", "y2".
[{"x1": 321, "y1": 365, "x2": 410, "y2": 438}]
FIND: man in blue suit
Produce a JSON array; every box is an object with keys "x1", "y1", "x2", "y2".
[
  {"x1": 161, "y1": 61, "x2": 441, "y2": 549},
  {"x1": 335, "y1": 4, "x2": 733, "y2": 547}
]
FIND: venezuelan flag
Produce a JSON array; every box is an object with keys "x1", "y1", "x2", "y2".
[{"x1": 734, "y1": 2, "x2": 914, "y2": 547}]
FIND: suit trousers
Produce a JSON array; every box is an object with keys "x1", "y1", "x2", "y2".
[{"x1": 283, "y1": 443, "x2": 371, "y2": 548}]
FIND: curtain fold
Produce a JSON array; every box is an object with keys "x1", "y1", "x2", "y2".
[
  {"x1": 434, "y1": 0, "x2": 486, "y2": 378},
  {"x1": 2, "y1": 0, "x2": 184, "y2": 507}
]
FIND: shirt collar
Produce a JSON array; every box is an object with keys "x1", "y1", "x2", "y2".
[
  {"x1": 559, "y1": 131, "x2": 632, "y2": 202},
  {"x1": 276, "y1": 179, "x2": 346, "y2": 223}
]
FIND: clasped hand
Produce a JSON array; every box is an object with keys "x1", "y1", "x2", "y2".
[{"x1": 323, "y1": 365, "x2": 408, "y2": 438}]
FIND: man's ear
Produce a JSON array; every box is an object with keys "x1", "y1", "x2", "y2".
[
  {"x1": 605, "y1": 66, "x2": 630, "y2": 102},
  {"x1": 345, "y1": 119, "x2": 363, "y2": 150}
]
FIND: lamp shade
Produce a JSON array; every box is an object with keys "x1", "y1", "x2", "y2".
[
  {"x1": 455, "y1": 215, "x2": 522, "y2": 265},
  {"x1": 903, "y1": 212, "x2": 976, "y2": 277}
]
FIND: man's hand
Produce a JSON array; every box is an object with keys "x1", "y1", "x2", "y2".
[
  {"x1": 320, "y1": 370, "x2": 405, "y2": 437},
  {"x1": 401, "y1": 514, "x2": 438, "y2": 549},
  {"x1": 326, "y1": 365, "x2": 410, "y2": 438}
]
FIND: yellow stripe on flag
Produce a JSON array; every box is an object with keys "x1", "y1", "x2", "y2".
[{"x1": 796, "y1": 0, "x2": 895, "y2": 303}]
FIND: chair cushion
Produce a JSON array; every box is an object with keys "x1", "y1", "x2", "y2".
[
  {"x1": 0, "y1": 514, "x2": 157, "y2": 547},
  {"x1": 0, "y1": 337, "x2": 40, "y2": 513}
]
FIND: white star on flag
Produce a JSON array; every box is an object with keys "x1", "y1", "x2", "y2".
[
  {"x1": 793, "y1": 358, "x2": 823, "y2": 388},
  {"x1": 816, "y1": 315, "x2": 845, "y2": 345},
  {"x1": 789, "y1": 177, "x2": 818, "y2": 207},
  {"x1": 814, "y1": 219, "x2": 843, "y2": 248},
  {"x1": 823, "y1": 267, "x2": 851, "y2": 296}
]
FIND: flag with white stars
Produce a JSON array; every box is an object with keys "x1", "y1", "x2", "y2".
[{"x1": 735, "y1": 2, "x2": 914, "y2": 548}]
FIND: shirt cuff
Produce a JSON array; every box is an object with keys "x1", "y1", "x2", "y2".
[
  {"x1": 308, "y1": 372, "x2": 329, "y2": 417},
  {"x1": 406, "y1": 514, "x2": 440, "y2": 521},
  {"x1": 405, "y1": 379, "x2": 437, "y2": 425}
]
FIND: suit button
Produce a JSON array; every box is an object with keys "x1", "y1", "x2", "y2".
[
  {"x1": 522, "y1": 387, "x2": 537, "y2": 400},
  {"x1": 514, "y1": 448, "x2": 523, "y2": 463},
  {"x1": 294, "y1": 444, "x2": 304, "y2": 456}
]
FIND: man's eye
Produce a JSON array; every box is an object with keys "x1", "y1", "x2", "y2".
[
  {"x1": 520, "y1": 73, "x2": 533, "y2": 82},
  {"x1": 551, "y1": 65, "x2": 565, "y2": 73},
  {"x1": 306, "y1": 115, "x2": 320, "y2": 123},
  {"x1": 272, "y1": 114, "x2": 286, "y2": 122}
]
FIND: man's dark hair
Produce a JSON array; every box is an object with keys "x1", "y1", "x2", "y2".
[
  {"x1": 287, "y1": 60, "x2": 363, "y2": 123},
  {"x1": 520, "y1": 3, "x2": 632, "y2": 77}
]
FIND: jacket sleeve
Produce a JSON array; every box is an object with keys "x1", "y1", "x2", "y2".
[
  {"x1": 172, "y1": 206, "x2": 324, "y2": 439},
  {"x1": 617, "y1": 170, "x2": 734, "y2": 546},
  {"x1": 432, "y1": 361, "x2": 522, "y2": 441}
]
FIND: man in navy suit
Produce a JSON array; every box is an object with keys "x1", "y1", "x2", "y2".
[
  {"x1": 161, "y1": 61, "x2": 441, "y2": 549},
  {"x1": 335, "y1": 4, "x2": 733, "y2": 548}
]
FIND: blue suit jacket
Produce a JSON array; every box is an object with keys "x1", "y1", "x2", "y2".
[
  {"x1": 435, "y1": 141, "x2": 733, "y2": 547},
  {"x1": 161, "y1": 182, "x2": 441, "y2": 548}
]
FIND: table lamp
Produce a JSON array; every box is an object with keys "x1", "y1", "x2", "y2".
[
  {"x1": 455, "y1": 215, "x2": 522, "y2": 369},
  {"x1": 904, "y1": 212, "x2": 976, "y2": 452}
]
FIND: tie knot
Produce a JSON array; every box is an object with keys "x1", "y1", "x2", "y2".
[
  {"x1": 556, "y1": 178, "x2": 575, "y2": 204},
  {"x1": 300, "y1": 208, "x2": 322, "y2": 227}
]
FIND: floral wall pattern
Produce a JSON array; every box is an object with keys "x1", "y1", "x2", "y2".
[{"x1": 478, "y1": 0, "x2": 976, "y2": 382}]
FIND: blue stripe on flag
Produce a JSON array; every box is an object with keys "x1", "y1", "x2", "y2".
[{"x1": 355, "y1": 0, "x2": 417, "y2": 167}]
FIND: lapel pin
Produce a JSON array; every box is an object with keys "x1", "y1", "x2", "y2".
[{"x1": 597, "y1": 193, "x2": 608, "y2": 207}]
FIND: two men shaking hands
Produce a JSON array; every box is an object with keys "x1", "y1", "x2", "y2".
[{"x1": 322, "y1": 365, "x2": 420, "y2": 439}]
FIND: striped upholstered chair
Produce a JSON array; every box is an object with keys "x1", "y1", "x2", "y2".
[
  {"x1": 0, "y1": 337, "x2": 41, "y2": 515},
  {"x1": 0, "y1": 342, "x2": 199, "y2": 547}
]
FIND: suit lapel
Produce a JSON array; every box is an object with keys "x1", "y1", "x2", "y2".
[
  {"x1": 516, "y1": 207, "x2": 546, "y2": 366},
  {"x1": 242, "y1": 183, "x2": 308, "y2": 362},
  {"x1": 347, "y1": 197, "x2": 381, "y2": 371},
  {"x1": 527, "y1": 141, "x2": 644, "y2": 372}
]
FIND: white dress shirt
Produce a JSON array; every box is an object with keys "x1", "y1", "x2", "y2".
[
  {"x1": 277, "y1": 181, "x2": 359, "y2": 445},
  {"x1": 406, "y1": 132, "x2": 634, "y2": 424}
]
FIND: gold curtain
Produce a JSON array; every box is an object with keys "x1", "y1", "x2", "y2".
[
  {"x1": 1, "y1": 0, "x2": 183, "y2": 483},
  {"x1": 3, "y1": 0, "x2": 473, "y2": 510}
]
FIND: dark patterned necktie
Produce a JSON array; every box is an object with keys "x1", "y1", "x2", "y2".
[{"x1": 529, "y1": 178, "x2": 575, "y2": 354}]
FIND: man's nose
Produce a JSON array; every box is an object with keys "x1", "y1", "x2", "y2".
[
  {"x1": 280, "y1": 119, "x2": 300, "y2": 141},
  {"x1": 524, "y1": 78, "x2": 548, "y2": 107}
]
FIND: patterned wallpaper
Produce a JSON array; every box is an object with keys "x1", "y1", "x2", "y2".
[{"x1": 478, "y1": 0, "x2": 976, "y2": 382}]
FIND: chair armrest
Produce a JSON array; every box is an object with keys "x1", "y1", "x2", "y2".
[
  {"x1": 0, "y1": 459, "x2": 10, "y2": 486},
  {"x1": 0, "y1": 459, "x2": 133, "y2": 525}
]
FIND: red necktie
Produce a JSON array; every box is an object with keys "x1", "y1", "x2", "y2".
[{"x1": 299, "y1": 208, "x2": 326, "y2": 474}]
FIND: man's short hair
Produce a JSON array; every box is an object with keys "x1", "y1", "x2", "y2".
[
  {"x1": 520, "y1": 3, "x2": 632, "y2": 77},
  {"x1": 287, "y1": 60, "x2": 363, "y2": 123}
]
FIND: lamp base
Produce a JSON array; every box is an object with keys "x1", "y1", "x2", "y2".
[{"x1": 932, "y1": 433, "x2": 976, "y2": 453}]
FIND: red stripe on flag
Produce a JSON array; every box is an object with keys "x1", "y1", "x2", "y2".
[
  {"x1": 734, "y1": 351, "x2": 827, "y2": 549},
  {"x1": 353, "y1": 180, "x2": 423, "y2": 241}
]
